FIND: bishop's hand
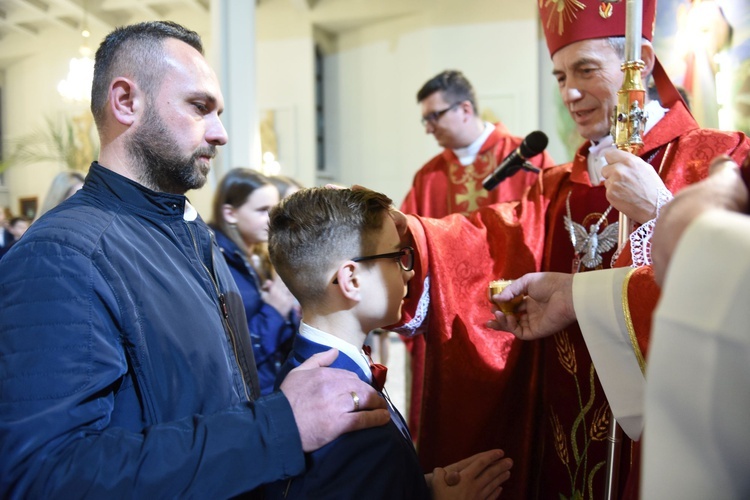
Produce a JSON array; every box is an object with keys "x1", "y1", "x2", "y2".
[
  {"x1": 487, "y1": 272, "x2": 577, "y2": 340},
  {"x1": 601, "y1": 148, "x2": 667, "y2": 224}
]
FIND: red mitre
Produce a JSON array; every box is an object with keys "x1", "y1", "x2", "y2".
[{"x1": 539, "y1": 0, "x2": 657, "y2": 57}]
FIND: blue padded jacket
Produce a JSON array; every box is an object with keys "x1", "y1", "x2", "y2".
[{"x1": 0, "y1": 163, "x2": 303, "y2": 498}]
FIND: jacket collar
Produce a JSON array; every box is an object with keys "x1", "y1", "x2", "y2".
[
  {"x1": 83, "y1": 162, "x2": 188, "y2": 218},
  {"x1": 290, "y1": 334, "x2": 370, "y2": 385}
]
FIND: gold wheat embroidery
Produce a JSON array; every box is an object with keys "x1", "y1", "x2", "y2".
[
  {"x1": 553, "y1": 339, "x2": 606, "y2": 499},
  {"x1": 551, "y1": 411, "x2": 570, "y2": 466},
  {"x1": 590, "y1": 402, "x2": 610, "y2": 441},
  {"x1": 555, "y1": 330, "x2": 577, "y2": 375}
]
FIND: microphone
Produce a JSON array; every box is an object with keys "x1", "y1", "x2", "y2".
[{"x1": 482, "y1": 131, "x2": 548, "y2": 191}]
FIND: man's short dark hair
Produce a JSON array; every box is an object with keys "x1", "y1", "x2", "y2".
[
  {"x1": 416, "y1": 70, "x2": 478, "y2": 114},
  {"x1": 268, "y1": 187, "x2": 393, "y2": 305},
  {"x1": 90, "y1": 21, "x2": 203, "y2": 129}
]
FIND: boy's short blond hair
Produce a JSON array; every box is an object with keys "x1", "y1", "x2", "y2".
[{"x1": 268, "y1": 187, "x2": 392, "y2": 305}]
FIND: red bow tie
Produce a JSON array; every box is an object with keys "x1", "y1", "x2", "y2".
[{"x1": 363, "y1": 345, "x2": 388, "y2": 392}]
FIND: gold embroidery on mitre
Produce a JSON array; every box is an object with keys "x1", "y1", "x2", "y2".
[
  {"x1": 599, "y1": 1, "x2": 613, "y2": 18},
  {"x1": 542, "y1": 0, "x2": 586, "y2": 36}
]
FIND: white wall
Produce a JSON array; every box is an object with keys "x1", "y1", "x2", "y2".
[
  {"x1": 324, "y1": 18, "x2": 544, "y2": 205},
  {"x1": 257, "y1": 37, "x2": 316, "y2": 188}
]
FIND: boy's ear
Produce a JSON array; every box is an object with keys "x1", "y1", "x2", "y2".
[{"x1": 334, "y1": 262, "x2": 361, "y2": 301}]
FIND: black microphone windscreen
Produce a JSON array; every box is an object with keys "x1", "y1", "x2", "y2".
[{"x1": 519, "y1": 131, "x2": 549, "y2": 159}]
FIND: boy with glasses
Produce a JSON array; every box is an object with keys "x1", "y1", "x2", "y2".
[{"x1": 267, "y1": 187, "x2": 512, "y2": 499}]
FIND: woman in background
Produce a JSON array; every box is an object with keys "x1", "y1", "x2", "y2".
[
  {"x1": 37, "y1": 171, "x2": 85, "y2": 219},
  {"x1": 211, "y1": 168, "x2": 298, "y2": 395}
]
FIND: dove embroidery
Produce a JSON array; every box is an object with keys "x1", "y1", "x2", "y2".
[
  {"x1": 564, "y1": 191, "x2": 620, "y2": 270},
  {"x1": 564, "y1": 216, "x2": 619, "y2": 269}
]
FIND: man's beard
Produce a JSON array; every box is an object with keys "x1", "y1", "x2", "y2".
[{"x1": 127, "y1": 107, "x2": 216, "y2": 194}]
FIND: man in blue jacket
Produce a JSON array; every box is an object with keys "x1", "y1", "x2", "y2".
[{"x1": 0, "y1": 21, "x2": 389, "y2": 498}]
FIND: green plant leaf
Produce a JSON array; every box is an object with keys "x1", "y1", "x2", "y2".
[{"x1": 0, "y1": 113, "x2": 98, "y2": 174}]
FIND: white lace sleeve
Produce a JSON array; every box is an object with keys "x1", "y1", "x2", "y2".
[
  {"x1": 629, "y1": 187, "x2": 673, "y2": 267},
  {"x1": 391, "y1": 276, "x2": 430, "y2": 338}
]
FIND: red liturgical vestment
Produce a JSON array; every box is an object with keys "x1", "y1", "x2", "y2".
[
  {"x1": 395, "y1": 100, "x2": 750, "y2": 499},
  {"x1": 399, "y1": 122, "x2": 554, "y2": 442},
  {"x1": 401, "y1": 122, "x2": 553, "y2": 218}
]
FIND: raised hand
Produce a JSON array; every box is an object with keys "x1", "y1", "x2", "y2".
[{"x1": 602, "y1": 148, "x2": 668, "y2": 224}]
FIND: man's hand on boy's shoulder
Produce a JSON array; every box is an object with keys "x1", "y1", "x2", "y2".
[{"x1": 280, "y1": 348, "x2": 390, "y2": 452}]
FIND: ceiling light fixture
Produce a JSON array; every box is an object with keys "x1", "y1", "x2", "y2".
[{"x1": 57, "y1": 0, "x2": 94, "y2": 103}]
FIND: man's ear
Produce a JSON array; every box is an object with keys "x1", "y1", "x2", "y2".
[
  {"x1": 334, "y1": 262, "x2": 361, "y2": 301},
  {"x1": 110, "y1": 77, "x2": 141, "y2": 126},
  {"x1": 222, "y1": 204, "x2": 238, "y2": 224},
  {"x1": 641, "y1": 41, "x2": 656, "y2": 79}
]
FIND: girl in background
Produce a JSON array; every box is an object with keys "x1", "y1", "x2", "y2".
[{"x1": 211, "y1": 168, "x2": 298, "y2": 395}]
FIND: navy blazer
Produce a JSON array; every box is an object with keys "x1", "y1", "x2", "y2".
[{"x1": 266, "y1": 334, "x2": 430, "y2": 499}]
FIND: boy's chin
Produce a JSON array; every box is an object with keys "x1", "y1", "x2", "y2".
[{"x1": 384, "y1": 306, "x2": 403, "y2": 326}]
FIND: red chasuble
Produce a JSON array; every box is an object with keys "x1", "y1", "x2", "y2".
[
  {"x1": 399, "y1": 122, "x2": 554, "y2": 443},
  {"x1": 401, "y1": 122, "x2": 553, "y2": 218},
  {"x1": 395, "y1": 100, "x2": 750, "y2": 499}
]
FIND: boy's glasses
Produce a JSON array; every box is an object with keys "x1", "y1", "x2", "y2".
[
  {"x1": 332, "y1": 246, "x2": 415, "y2": 284},
  {"x1": 353, "y1": 246, "x2": 415, "y2": 272}
]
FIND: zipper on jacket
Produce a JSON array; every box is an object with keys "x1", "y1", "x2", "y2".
[
  {"x1": 219, "y1": 294, "x2": 230, "y2": 318},
  {"x1": 186, "y1": 222, "x2": 253, "y2": 402}
]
